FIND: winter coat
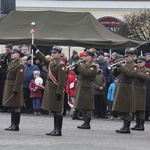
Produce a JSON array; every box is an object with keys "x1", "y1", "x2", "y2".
[
  {"x1": 29, "y1": 79, "x2": 44, "y2": 99},
  {"x1": 74, "y1": 62, "x2": 97, "y2": 110},
  {"x1": 107, "y1": 82, "x2": 117, "y2": 101},
  {"x1": 23, "y1": 64, "x2": 39, "y2": 88},
  {"x1": 134, "y1": 66, "x2": 150, "y2": 111},
  {"x1": 66, "y1": 70, "x2": 77, "y2": 97},
  {"x1": 35, "y1": 51, "x2": 67, "y2": 111},
  {"x1": 2, "y1": 59, "x2": 25, "y2": 107},
  {"x1": 93, "y1": 70, "x2": 106, "y2": 95},
  {"x1": 112, "y1": 60, "x2": 137, "y2": 113}
]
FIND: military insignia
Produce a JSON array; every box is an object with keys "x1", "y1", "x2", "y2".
[
  {"x1": 90, "y1": 67, "x2": 94, "y2": 70},
  {"x1": 62, "y1": 66, "x2": 65, "y2": 70},
  {"x1": 20, "y1": 69, "x2": 23, "y2": 72}
]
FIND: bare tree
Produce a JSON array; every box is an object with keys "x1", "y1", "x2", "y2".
[{"x1": 118, "y1": 9, "x2": 150, "y2": 41}]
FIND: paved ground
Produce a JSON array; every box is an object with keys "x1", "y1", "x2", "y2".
[{"x1": 0, "y1": 113, "x2": 150, "y2": 150}]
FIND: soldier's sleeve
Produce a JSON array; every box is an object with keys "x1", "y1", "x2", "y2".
[
  {"x1": 136, "y1": 70, "x2": 150, "y2": 81},
  {"x1": 77, "y1": 64, "x2": 97, "y2": 77},
  {"x1": 119, "y1": 65, "x2": 137, "y2": 77},
  {"x1": 35, "y1": 50, "x2": 49, "y2": 65},
  {"x1": 13, "y1": 64, "x2": 25, "y2": 93}
]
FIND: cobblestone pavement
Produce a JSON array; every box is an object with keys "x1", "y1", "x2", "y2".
[{"x1": 0, "y1": 113, "x2": 150, "y2": 150}]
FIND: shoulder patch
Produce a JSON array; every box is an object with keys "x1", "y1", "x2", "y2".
[{"x1": 20, "y1": 68, "x2": 24, "y2": 72}]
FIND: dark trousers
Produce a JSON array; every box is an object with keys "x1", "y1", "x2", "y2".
[
  {"x1": 23, "y1": 88, "x2": 33, "y2": 113},
  {"x1": 94, "y1": 95, "x2": 106, "y2": 118}
]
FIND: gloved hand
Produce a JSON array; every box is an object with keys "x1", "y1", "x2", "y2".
[
  {"x1": 56, "y1": 93, "x2": 62, "y2": 101},
  {"x1": 31, "y1": 44, "x2": 38, "y2": 52},
  {"x1": 13, "y1": 91, "x2": 18, "y2": 95}
]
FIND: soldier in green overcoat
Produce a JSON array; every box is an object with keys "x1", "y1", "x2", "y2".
[
  {"x1": 112, "y1": 50, "x2": 138, "y2": 134},
  {"x1": 33, "y1": 45, "x2": 67, "y2": 136},
  {"x1": 73, "y1": 49, "x2": 97, "y2": 129},
  {"x1": 3, "y1": 49, "x2": 25, "y2": 131},
  {"x1": 131, "y1": 57, "x2": 150, "y2": 131}
]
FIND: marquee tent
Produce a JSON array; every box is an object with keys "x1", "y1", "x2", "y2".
[{"x1": 0, "y1": 10, "x2": 142, "y2": 49}]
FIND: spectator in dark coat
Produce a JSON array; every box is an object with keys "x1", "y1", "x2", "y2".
[
  {"x1": 93, "y1": 65, "x2": 106, "y2": 118},
  {"x1": 68, "y1": 50, "x2": 80, "y2": 65},
  {"x1": 96, "y1": 50, "x2": 112, "y2": 118},
  {"x1": 22, "y1": 55, "x2": 39, "y2": 113}
]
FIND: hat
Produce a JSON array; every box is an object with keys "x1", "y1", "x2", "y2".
[
  {"x1": 79, "y1": 51, "x2": 86, "y2": 57},
  {"x1": 84, "y1": 50, "x2": 95, "y2": 57},
  {"x1": 51, "y1": 46, "x2": 62, "y2": 53},
  {"x1": 11, "y1": 49, "x2": 21, "y2": 55},
  {"x1": 33, "y1": 70, "x2": 40, "y2": 77},
  {"x1": 137, "y1": 57, "x2": 146, "y2": 63},
  {"x1": 124, "y1": 51, "x2": 134, "y2": 57},
  {"x1": 145, "y1": 53, "x2": 150, "y2": 56},
  {"x1": 98, "y1": 50, "x2": 104, "y2": 56},
  {"x1": 22, "y1": 56, "x2": 28, "y2": 61},
  {"x1": 27, "y1": 55, "x2": 32, "y2": 61},
  {"x1": 72, "y1": 50, "x2": 78, "y2": 55}
]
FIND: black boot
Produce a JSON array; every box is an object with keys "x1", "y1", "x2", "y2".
[
  {"x1": 5, "y1": 112, "x2": 14, "y2": 130},
  {"x1": 47, "y1": 115, "x2": 63, "y2": 136},
  {"x1": 77, "y1": 117, "x2": 91, "y2": 129},
  {"x1": 135, "y1": 119, "x2": 145, "y2": 131},
  {"x1": 72, "y1": 110, "x2": 83, "y2": 120},
  {"x1": 131, "y1": 119, "x2": 140, "y2": 130},
  {"x1": 7, "y1": 112, "x2": 20, "y2": 131},
  {"x1": 46, "y1": 113, "x2": 57, "y2": 135},
  {"x1": 116, "y1": 120, "x2": 131, "y2": 134}
]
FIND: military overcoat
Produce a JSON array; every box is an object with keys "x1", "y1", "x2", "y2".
[
  {"x1": 35, "y1": 51, "x2": 67, "y2": 112},
  {"x1": 112, "y1": 61, "x2": 137, "y2": 113},
  {"x1": 75, "y1": 62, "x2": 97, "y2": 110},
  {"x1": 2, "y1": 59, "x2": 25, "y2": 107},
  {"x1": 134, "y1": 66, "x2": 150, "y2": 111}
]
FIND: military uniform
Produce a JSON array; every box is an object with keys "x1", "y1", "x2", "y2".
[
  {"x1": 112, "y1": 51, "x2": 138, "y2": 133},
  {"x1": 34, "y1": 46, "x2": 67, "y2": 136},
  {"x1": 3, "y1": 49, "x2": 25, "y2": 131},
  {"x1": 74, "y1": 50, "x2": 97, "y2": 129},
  {"x1": 131, "y1": 58, "x2": 150, "y2": 131}
]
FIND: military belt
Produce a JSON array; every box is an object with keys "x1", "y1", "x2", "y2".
[
  {"x1": 118, "y1": 80, "x2": 134, "y2": 84},
  {"x1": 134, "y1": 83, "x2": 145, "y2": 86},
  {"x1": 78, "y1": 78, "x2": 93, "y2": 82},
  {"x1": 7, "y1": 78, "x2": 15, "y2": 80}
]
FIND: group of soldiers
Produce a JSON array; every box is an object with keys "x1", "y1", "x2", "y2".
[{"x1": 0, "y1": 43, "x2": 150, "y2": 136}]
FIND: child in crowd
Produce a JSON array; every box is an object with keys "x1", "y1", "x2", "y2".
[
  {"x1": 29, "y1": 71, "x2": 44, "y2": 115},
  {"x1": 107, "y1": 77, "x2": 118, "y2": 120}
]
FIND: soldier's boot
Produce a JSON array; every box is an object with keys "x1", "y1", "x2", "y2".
[
  {"x1": 116, "y1": 120, "x2": 131, "y2": 134},
  {"x1": 5, "y1": 112, "x2": 14, "y2": 130},
  {"x1": 49, "y1": 115, "x2": 63, "y2": 136},
  {"x1": 46, "y1": 113, "x2": 57, "y2": 135},
  {"x1": 135, "y1": 119, "x2": 145, "y2": 131},
  {"x1": 77, "y1": 117, "x2": 91, "y2": 129},
  {"x1": 72, "y1": 109, "x2": 83, "y2": 120},
  {"x1": 7, "y1": 112, "x2": 20, "y2": 131},
  {"x1": 131, "y1": 119, "x2": 140, "y2": 130}
]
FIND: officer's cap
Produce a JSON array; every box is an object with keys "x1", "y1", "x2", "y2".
[
  {"x1": 11, "y1": 49, "x2": 22, "y2": 55},
  {"x1": 51, "y1": 46, "x2": 62, "y2": 53},
  {"x1": 137, "y1": 57, "x2": 146, "y2": 63},
  {"x1": 84, "y1": 49, "x2": 95, "y2": 57},
  {"x1": 124, "y1": 47, "x2": 135, "y2": 57},
  {"x1": 145, "y1": 53, "x2": 150, "y2": 56}
]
